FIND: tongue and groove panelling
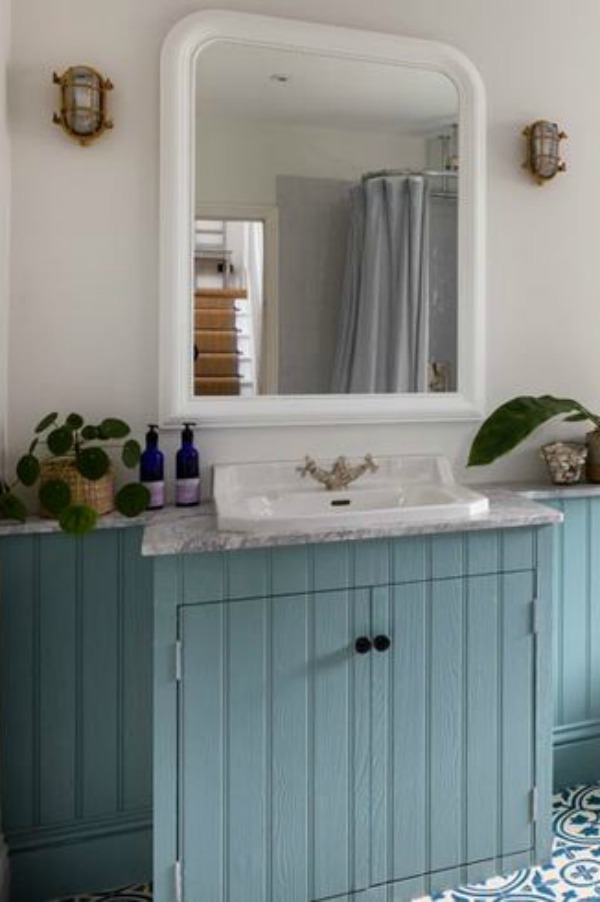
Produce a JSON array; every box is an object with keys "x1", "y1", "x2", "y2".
[
  {"x1": 0, "y1": 528, "x2": 153, "y2": 902},
  {"x1": 544, "y1": 495, "x2": 600, "y2": 788}
]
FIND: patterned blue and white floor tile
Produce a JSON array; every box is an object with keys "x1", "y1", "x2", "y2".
[
  {"x1": 419, "y1": 785, "x2": 600, "y2": 901},
  {"x1": 54, "y1": 786, "x2": 600, "y2": 901}
]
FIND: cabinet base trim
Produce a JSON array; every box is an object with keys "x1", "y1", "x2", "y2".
[
  {"x1": 554, "y1": 730, "x2": 600, "y2": 789},
  {"x1": 359, "y1": 850, "x2": 536, "y2": 902},
  {"x1": 6, "y1": 809, "x2": 151, "y2": 852},
  {"x1": 7, "y1": 817, "x2": 151, "y2": 902}
]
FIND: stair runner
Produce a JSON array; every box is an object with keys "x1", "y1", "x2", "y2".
[{"x1": 194, "y1": 288, "x2": 247, "y2": 395}]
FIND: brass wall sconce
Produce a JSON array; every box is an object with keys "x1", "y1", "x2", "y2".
[
  {"x1": 53, "y1": 65, "x2": 114, "y2": 146},
  {"x1": 522, "y1": 120, "x2": 567, "y2": 185}
]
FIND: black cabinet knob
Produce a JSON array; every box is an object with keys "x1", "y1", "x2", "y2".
[
  {"x1": 373, "y1": 635, "x2": 391, "y2": 652},
  {"x1": 354, "y1": 636, "x2": 372, "y2": 655}
]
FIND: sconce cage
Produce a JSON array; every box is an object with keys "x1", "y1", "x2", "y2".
[
  {"x1": 53, "y1": 65, "x2": 114, "y2": 146},
  {"x1": 523, "y1": 119, "x2": 567, "y2": 185}
]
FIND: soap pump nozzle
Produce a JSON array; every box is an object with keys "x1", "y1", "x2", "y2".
[
  {"x1": 145, "y1": 423, "x2": 160, "y2": 445},
  {"x1": 181, "y1": 422, "x2": 196, "y2": 444}
]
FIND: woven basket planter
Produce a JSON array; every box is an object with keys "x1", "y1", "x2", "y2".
[{"x1": 39, "y1": 457, "x2": 114, "y2": 517}]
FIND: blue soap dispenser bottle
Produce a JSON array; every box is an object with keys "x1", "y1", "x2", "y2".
[
  {"x1": 140, "y1": 424, "x2": 165, "y2": 510},
  {"x1": 176, "y1": 422, "x2": 200, "y2": 507}
]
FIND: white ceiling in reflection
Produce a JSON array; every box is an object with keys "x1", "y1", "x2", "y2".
[{"x1": 195, "y1": 42, "x2": 458, "y2": 134}]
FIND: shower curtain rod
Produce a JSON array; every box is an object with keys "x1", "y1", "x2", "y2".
[{"x1": 361, "y1": 168, "x2": 459, "y2": 181}]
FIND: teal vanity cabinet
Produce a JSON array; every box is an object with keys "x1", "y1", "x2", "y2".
[{"x1": 153, "y1": 526, "x2": 554, "y2": 902}]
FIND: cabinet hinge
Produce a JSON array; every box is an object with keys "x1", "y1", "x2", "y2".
[
  {"x1": 530, "y1": 786, "x2": 539, "y2": 823},
  {"x1": 174, "y1": 859, "x2": 182, "y2": 902},
  {"x1": 175, "y1": 640, "x2": 182, "y2": 683},
  {"x1": 530, "y1": 597, "x2": 540, "y2": 636}
]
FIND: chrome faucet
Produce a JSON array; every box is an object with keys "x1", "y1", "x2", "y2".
[{"x1": 296, "y1": 454, "x2": 379, "y2": 491}]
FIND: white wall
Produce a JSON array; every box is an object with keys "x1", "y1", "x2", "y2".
[
  {"x1": 0, "y1": 0, "x2": 10, "y2": 896},
  {"x1": 8, "y1": 0, "x2": 600, "y2": 490},
  {"x1": 0, "y1": 0, "x2": 9, "y2": 474},
  {"x1": 196, "y1": 118, "x2": 426, "y2": 205}
]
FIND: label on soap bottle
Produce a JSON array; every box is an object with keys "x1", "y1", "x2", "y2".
[
  {"x1": 176, "y1": 477, "x2": 200, "y2": 506},
  {"x1": 146, "y1": 481, "x2": 165, "y2": 510}
]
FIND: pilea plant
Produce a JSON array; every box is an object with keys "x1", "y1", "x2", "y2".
[{"x1": 0, "y1": 412, "x2": 150, "y2": 534}]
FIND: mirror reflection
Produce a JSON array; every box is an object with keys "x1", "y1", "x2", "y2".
[{"x1": 194, "y1": 42, "x2": 459, "y2": 397}]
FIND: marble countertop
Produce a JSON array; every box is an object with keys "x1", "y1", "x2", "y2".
[
  {"x1": 0, "y1": 504, "x2": 202, "y2": 539},
  {"x1": 140, "y1": 487, "x2": 562, "y2": 556},
  {"x1": 488, "y1": 481, "x2": 600, "y2": 501},
  {"x1": 0, "y1": 481, "x2": 585, "y2": 552}
]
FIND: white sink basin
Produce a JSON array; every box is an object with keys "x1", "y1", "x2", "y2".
[{"x1": 213, "y1": 456, "x2": 489, "y2": 532}]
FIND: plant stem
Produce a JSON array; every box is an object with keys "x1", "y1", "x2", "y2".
[{"x1": 574, "y1": 402, "x2": 600, "y2": 430}]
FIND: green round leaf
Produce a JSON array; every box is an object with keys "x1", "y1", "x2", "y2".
[
  {"x1": 39, "y1": 479, "x2": 71, "y2": 516},
  {"x1": 115, "y1": 483, "x2": 150, "y2": 518},
  {"x1": 35, "y1": 412, "x2": 58, "y2": 434},
  {"x1": 58, "y1": 504, "x2": 98, "y2": 534},
  {"x1": 97, "y1": 418, "x2": 130, "y2": 440},
  {"x1": 16, "y1": 453, "x2": 40, "y2": 487},
  {"x1": 0, "y1": 492, "x2": 27, "y2": 522},
  {"x1": 81, "y1": 425, "x2": 99, "y2": 441},
  {"x1": 76, "y1": 446, "x2": 110, "y2": 480},
  {"x1": 122, "y1": 439, "x2": 141, "y2": 469},
  {"x1": 65, "y1": 413, "x2": 84, "y2": 430},
  {"x1": 47, "y1": 426, "x2": 73, "y2": 456}
]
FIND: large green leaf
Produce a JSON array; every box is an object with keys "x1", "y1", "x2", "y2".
[
  {"x1": 467, "y1": 395, "x2": 587, "y2": 466},
  {"x1": 0, "y1": 492, "x2": 27, "y2": 522},
  {"x1": 58, "y1": 504, "x2": 98, "y2": 534},
  {"x1": 122, "y1": 439, "x2": 141, "y2": 469},
  {"x1": 97, "y1": 418, "x2": 130, "y2": 440},
  {"x1": 35, "y1": 412, "x2": 58, "y2": 434},
  {"x1": 47, "y1": 426, "x2": 73, "y2": 456},
  {"x1": 76, "y1": 447, "x2": 110, "y2": 480},
  {"x1": 115, "y1": 483, "x2": 150, "y2": 517},
  {"x1": 16, "y1": 453, "x2": 40, "y2": 487},
  {"x1": 39, "y1": 479, "x2": 71, "y2": 516}
]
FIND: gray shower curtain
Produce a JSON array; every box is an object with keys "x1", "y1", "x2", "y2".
[{"x1": 331, "y1": 174, "x2": 430, "y2": 393}]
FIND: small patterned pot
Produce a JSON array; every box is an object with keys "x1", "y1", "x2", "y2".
[{"x1": 541, "y1": 441, "x2": 587, "y2": 485}]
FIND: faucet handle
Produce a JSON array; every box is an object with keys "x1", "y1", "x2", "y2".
[
  {"x1": 296, "y1": 456, "x2": 315, "y2": 477},
  {"x1": 364, "y1": 454, "x2": 379, "y2": 472}
]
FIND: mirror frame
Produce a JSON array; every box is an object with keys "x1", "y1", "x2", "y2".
[{"x1": 160, "y1": 10, "x2": 486, "y2": 427}]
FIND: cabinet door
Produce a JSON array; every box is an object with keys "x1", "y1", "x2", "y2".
[
  {"x1": 179, "y1": 589, "x2": 371, "y2": 902},
  {"x1": 370, "y1": 572, "x2": 536, "y2": 889}
]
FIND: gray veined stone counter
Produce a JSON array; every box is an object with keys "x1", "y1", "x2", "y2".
[
  {"x1": 0, "y1": 504, "x2": 202, "y2": 538},
  {"x1": 141, "y1": 487, "x2": 562, "y2": 556},
  {"x1": 492, "y1": 481, "x2": 600, "y2": 501},
  {"x1": 0, "y1": 486, "x2": 565, "y2": 552}
]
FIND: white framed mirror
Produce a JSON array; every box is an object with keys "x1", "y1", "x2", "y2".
[{"x1": 160, "y1": 10, "x2": 485, "y2": 427}]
